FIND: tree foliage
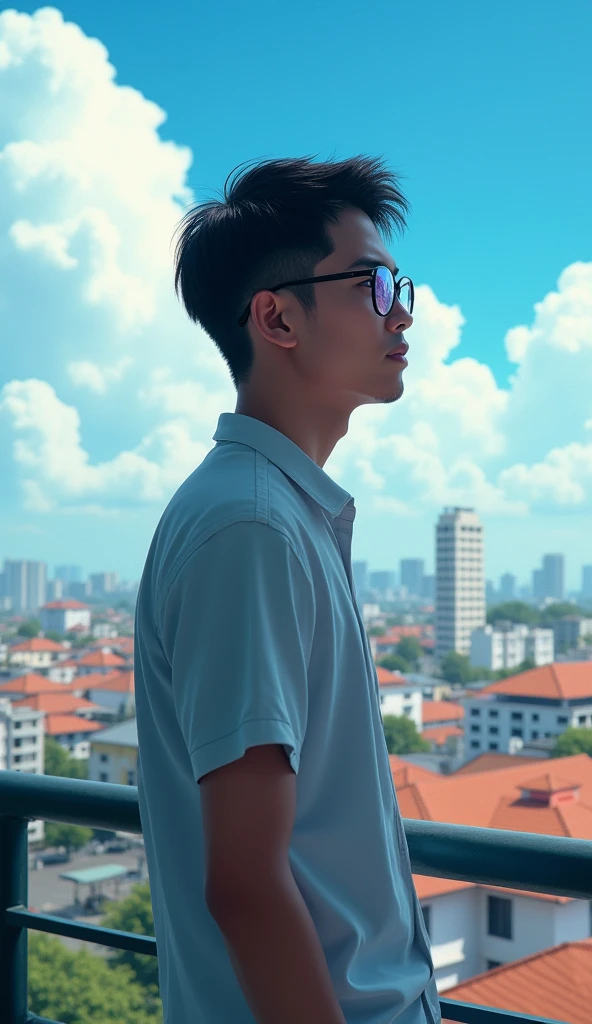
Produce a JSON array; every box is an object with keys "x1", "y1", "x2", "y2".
[
  {"x1": 44, "y1": 736, "x2": 88, "y2": 780},
  {"x1": 28, "y1": 931, "x2": 162, "y2": 1024},
  {"x1": 395, "y1": 636, "x2": 423, "y2": 666},
  {"x1": 101, "y1": 882, "x2": 159, "y2": 995},
  {"x1": 377, "y1": 653, "x2": 411, "y2": 674},
  {"x1": 487, "y1": 600, "x2": 589, "y2": 628},
  {"x1": 44, "y1": 822, "x2": 93, "y2": 853},
  {"x1": 550, "y1": 728, "x2": 592, "y2": 759},
  {"x1": 16, "y1": 618, "x2": 41, "y2": 637},
  {"x1": 382, "y1": 714, "x2": 430, "y2": 755}
]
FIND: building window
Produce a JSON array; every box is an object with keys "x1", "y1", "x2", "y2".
[
  {"x1": 421, "y1": 905, "x2": 431, "y2": 938},
  {"x1": 532, "y1": 713, "x2": 540, "y2": 722},
  {"x1": 557, "y1": 716, "x2": 568, "y2": 725},
  {"x1": 100, "y1": 754, "x2": 109, "y2": 763},
  {"x1": 127, "y1": 770, "x2": 135, "y2": 786},
  {"x1": 471, "y1": 740, "x2": 480, "y2": 749},
  {"x1": 470, "y1": 708, "x2": 481, "y2": 717},
  {"x1": 14, "y1": 722, "x2": 22, "y2": 729},
  {"x1": 403, "y1": 705, "x2": 413, "y2": 716},
  {"x1": 578, "y1": 715, "x2": 588, "y2": 726},
  {"x1": 511, "y1": 728, "x2": 523, "y2": 738},
  {"x1": 532, "y1": 731, "x2": 539, "y2": 740},
  {"x1": 510, "y1": 712, "x2": 523, "y2": 721},
  {"x1": 99, "y1": 772, "x2": 109, "y2": 783},
  {"x1": 488, "y1": 742, "x2": 499, "y2": 751},
  {"x1": 489, "y1": 727, "x2": 499, "y2": 735},
  {"x1": 470, "y1": 725, "x2": 481, "y2": 733},
  {"x1": 488, "y1": 896, "x2": 512, "y2": 939},
  {"x1": 488, "y1": 709, "x2": 499, "y2": 718},
  {"x1": 487, "y1": 960, "x2": 502, "y2": 970}
]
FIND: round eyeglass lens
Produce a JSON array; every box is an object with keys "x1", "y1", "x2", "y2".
[
  {"x1": 397, "y1": 279, "x2": 412, "y2": 313},
  {"x1": 374, "y1": 266, "x2": 394, "y2": 315}
]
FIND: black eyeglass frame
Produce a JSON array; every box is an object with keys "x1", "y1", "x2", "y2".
[{"x1": 237, "y1": 266, "x2": 414, "y2": 326}]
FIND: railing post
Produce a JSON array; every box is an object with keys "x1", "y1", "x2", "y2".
[{"x1": 0, "y1": 816, "x2": 29, "y2": 1024}]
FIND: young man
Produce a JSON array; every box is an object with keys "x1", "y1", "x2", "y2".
[{"x1": 134, "y1": 154, "x2": 442, "y2": 1024}]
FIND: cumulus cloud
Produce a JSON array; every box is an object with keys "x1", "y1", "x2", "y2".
[{"x1": 0, "y1": 6, "x2": 591, "y2": 527}]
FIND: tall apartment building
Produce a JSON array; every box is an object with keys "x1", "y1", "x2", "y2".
[
  {"x1": 352, "y1": 561, "x2": 369, "y2": 602},
  {"x1": 0, "y1": 698, "x2": 45, "y2": 843},
  {"x1": 2, "y1": 560, "x2": 47, "y2": 613},
  {"x1": 54, "y1": 565, "x2": 83, "y2": 583},
  {"x1": 89, "y1": 572, "x2": 118, "y2": 597},
  {"x1": 582, "y1": 565, "x2": 592, "y2": 599},
  {"x1": 499, "y1": 573, "x2": 517, "y2": 601},
  {"x1": 542, "y1": 554, "x2": 564, "y2": 602},
  {"x1": 400, "y1": 559, "x2": 425, "y2": 597},
  {"x1": 368, "y1": 570, "x2": 396, "y2": 599},
  {"x1": 435, "y1": 508, "x2": 486, "y2": 661}
]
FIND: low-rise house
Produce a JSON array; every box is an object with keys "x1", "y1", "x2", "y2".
[{"x1": 89, "y1": 719, "x2": 138, "y2": 786}]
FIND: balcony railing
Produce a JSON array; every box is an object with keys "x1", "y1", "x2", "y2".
[{"x1": 2, "y1": 770, "x2": 592, "y2": 1024}]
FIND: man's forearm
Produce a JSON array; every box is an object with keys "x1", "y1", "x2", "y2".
[{"x1": 208, "y1": 869, "x2": 347, "y2": 1024}]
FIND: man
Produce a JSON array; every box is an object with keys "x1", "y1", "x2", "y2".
[{"x1": 134, "y1": 154, "x2": 441, "y2": 1023}]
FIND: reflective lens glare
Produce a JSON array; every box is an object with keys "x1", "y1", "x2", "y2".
[
  {"x1": 374, "y1": 267, "x2": 412, "y2": 315},
  {"x1": 374, "y1": 266, "x2": 394, "y2": 315}
]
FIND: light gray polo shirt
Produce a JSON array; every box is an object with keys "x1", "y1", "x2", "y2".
[{"x1": 134, "y1": 411, "x2": 441, "y2": 1024}]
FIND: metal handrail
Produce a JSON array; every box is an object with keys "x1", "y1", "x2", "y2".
[{"x1": 2, "y1": 770, "x2": 590, "y2": 1024}]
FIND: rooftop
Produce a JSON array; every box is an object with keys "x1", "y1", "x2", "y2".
[{"x1": 478, "y1": 662, "x2": 592, "y2": 700}]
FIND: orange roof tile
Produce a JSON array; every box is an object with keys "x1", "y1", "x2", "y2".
[
  {"x1": 9, "y1": 637, "x2": 66, "y2": 652},
  {"x1": 376, "y1": 666, "x2": 408, "y2": 687},
  {"x1": 77, "y1": 650, "x2": 126, "y2": 667},
  {"x1": 453, "y1": 752, "x2": 547, "y2": 775},
  {"x1": 13, "y1": 694, "x2": 102, "y2": 714},
  {"x1": 44, "y1": 714, "x2": 105, "y2": 736},
  {"x1": 399, "y1": 752, "x2": 592, "y2": 840},
  {"x1": 413, "y1": 874, "x2": 474, "y2": 900},
  {"x1": 422, "y1": 701, "x2": 464, "y2": 725},
  {"x1": 85, "y1": 670, "x2": 134, "y2": 693},
  {"x1": 389, "y1": 755, "x2": 441, "y2": 788},
  {"x1": 445, "y1": 940, "x2": 592, "y2": 1024},
  {"x1": 422, "y1": 725, "x2": 464, "y2": 746},
  {"x1": 0, "y1": 674, "x2": 73, "y2": 695},
  {"x1": 478, "y1": 661, "x2": 592, "y2": 700},
  {"x1": 520, "y1": 772, "x2": 580, "y2": 793},
  {"x1": 42, "y1": 600, "x2": 89, "y2": 610}
]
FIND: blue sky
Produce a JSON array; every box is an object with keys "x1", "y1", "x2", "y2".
[{"x1": 1, "y1": 2, "x2": 591, "y2": 591}]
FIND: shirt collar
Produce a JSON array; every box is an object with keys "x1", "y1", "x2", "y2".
[{"x1": 212, "y1": 412, "x2": 355, "y2": 520}]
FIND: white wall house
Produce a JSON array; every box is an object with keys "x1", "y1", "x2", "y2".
[
  {"x1": 470, "y1": 623, "x2": 554, "y2": 672},
  {"x1": 89, "y1": 719, "x2": 138, "y2": 786},
  {"x1": 0, "y1": 697, "x2": 45, "y2": 843},
  {"x1": 40, "y1": 599, "x2": 91, "y2": 635},
  {"x1": 377, "y1": 670, "x2": 423, "y2": 731},
  {"x1": 7, "y1": 637, "x2": 71, "y2": 671},
  {"x1": 418, "y1": 879, "x2": 591, "y2": 991}
]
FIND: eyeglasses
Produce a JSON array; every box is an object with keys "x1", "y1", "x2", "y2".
[{"x1": 237, "y1": 265, "x2": 414, "y2": 327}]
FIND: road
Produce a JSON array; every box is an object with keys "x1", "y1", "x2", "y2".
[{"x1": 27, "y1": 845, "x2": 149, "y2": 956}]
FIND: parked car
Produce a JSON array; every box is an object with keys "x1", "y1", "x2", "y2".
[
  {"x1": 104, "y1": 839, "x2": 130, "y2": 853},
  {"x1": 32, "y1": 848, "x2": 70, "y2": 869}
]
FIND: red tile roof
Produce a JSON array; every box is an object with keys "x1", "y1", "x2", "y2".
[
  {"x1": 45, "y1": 714, "x2": 105, "y2": 736},
  {"x1": 77, "y1": 650, "x2": 126, "y2": 668},
  {"x1": 453, "y1": 752, "x2": 547, "y2": 775},
  {"x1": 396, "y1": 752, "x2": 592, "y2": 840},
  {"x1": 445, "y1": 939, "x2": 592, "y2": 1024},
  {"x1": 9, "y1": 638, "x2": 66, "y2": 652},
  {"x1": 376, "y1": 666, "x2": 408, "y2": 687},
  {"x1": 422, "y1": 700, "x2": 464, "y2": 725},
  {"x1": 13, "y1": 694, "x2": 102, "y2": 714},
  {"x1": 0, "y1": 674, "x2": 72, "y2": 695},
  {"x1": 85, "y1": 670, "x2": 134, "y2": 693},
  {"x1": 422, "y1": 725, "x2": 464, "y2": 746},
  {"x1": 478, "y1": 661, "x2": 592, "y2": 700},
  {"x1": 389, "y1": 755, "x2": 440, "y2": 788},
  {"x1": 42, "y1": 600, "x2": 90, "y2": 610}
]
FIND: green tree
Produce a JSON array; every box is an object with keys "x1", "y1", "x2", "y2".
[
  {"x1": 487, "y1": 602, "x2": 540, "y2": 626},
  {"x1": 440, "y1": 651, "x2": 473, "y2": 685},
  {"x1": 396, "y1": 637, "x2": 423, "y2": 667},
  {"x1": 540, "y1": 602, "x2": 586, "y2": 623},
  {"x1": 45, "y1": 629, "x2": 64, "y2": 642},
  {"x1": 377, "y1": 654, "x2": 411, "y2": 674},
  {"x1": 44, "y1": 822, "x2": 93, "y2": 854},
  {"x1": 550, "y1": 728, "x2": 592, "y2": 759},
  {"x1": 28, "y1": 931, "x2": 162, "y2": 1024},
  {"x1": 44, "y1": 736, "x2": 89, "y2": 780},
  {"x1": 16, "y1": 618, "x2": 42, "y2": 638},
  {"x1": 382, "y1": 714, "x2": 430, "y2": 755},
  {"x1": 494, "y1": 658, "x2": 536, "y2": 681},
  {"x1": 101, "y1": 882, "x2": 159, "y2": 996}
]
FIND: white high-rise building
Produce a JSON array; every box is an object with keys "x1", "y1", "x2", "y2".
[
  {"x1": 435, "y1": 507, "x2": 486, "y2": 661},
  {"x1": 3, "y1": 560, "x2": 47, "y2": 613},
  {"x1": 0, "y1": 698, "x2": 45, "y2": 843}
]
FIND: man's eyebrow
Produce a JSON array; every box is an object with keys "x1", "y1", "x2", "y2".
[{"x1": 345, "y1": 255, "x2": 399, "y2": 276}]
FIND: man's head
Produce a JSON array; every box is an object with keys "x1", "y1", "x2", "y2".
[{"x1": 173, "y1": 153, "x2": 412, "y2": 385}]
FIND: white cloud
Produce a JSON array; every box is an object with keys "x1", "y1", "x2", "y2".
[
  {"x1": 0, "y1": 6, "x2": 591, "y2": 530},
  {"x1": 67, "y1": 356, "x2": 134, "y2": 394}
]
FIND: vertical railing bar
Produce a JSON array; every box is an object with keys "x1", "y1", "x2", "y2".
[{"x1": 0, "y1": 816, "x2": 29, "y2": 1024}]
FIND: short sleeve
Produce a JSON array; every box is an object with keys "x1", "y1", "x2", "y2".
[{"x1": 158, "y1": 520, "x2": 316, "y2": 783}]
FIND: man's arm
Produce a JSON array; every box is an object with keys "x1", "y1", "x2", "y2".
[{"x1": 200, "y1": 743, "x2": 347, "y2": 1024}]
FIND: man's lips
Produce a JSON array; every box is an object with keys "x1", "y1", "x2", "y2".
[{"x1": 386, "y1": 342, "x2": 409, "y2": 357}]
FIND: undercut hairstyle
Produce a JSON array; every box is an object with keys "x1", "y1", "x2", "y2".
[{"x1": 172, "y1": 153, "x2": 411, "y2": 390}]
